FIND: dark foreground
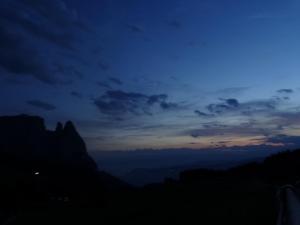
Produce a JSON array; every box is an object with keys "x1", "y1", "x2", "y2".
[
  {"x1": 1, "y1": 181, "x2": 277, "y2": 225},
  {"x1": 1, "y1": 151, "x2": 289, "y2": 225},
  {"x1": 1, "y1": 115, "x2": 299, "y2": 225}
]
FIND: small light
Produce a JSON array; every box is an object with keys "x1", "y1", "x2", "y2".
[{"x1": 34, "y1": 171, "x2": 40, "y2": 175}]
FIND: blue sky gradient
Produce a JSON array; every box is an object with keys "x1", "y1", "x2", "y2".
[{"x1": 2, "y1": 0, "x2": 300, "y2": 151}]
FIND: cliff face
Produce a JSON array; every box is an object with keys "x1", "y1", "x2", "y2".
[{"x1": 0, "y1": 114, "x2": 97, "y2": 171}]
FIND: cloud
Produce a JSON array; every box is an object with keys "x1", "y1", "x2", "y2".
[
  {"x1": 71, "y1": 91, "x2": 82, "y2": 98},
  {"x1": 187, "y1": 104, "x2": 300, "y2": 147},
  {"x1": 126, "y1": 24, "x2": 144, "y2": 33},
  {"x1": 104, "y1": 90, "x2": 147, "y2": 100},
  {"x1": 94, "y1": 90, "x2": 150, "y2": 116},
  {"x1": 1, "y1": 0, "x2": 83, "y2": 49},
  {"x1": 27, "y1": 100, "x2": 57, "y2": 111},
  {"x1": 277, "y1": 89, "x2": 294, "y2": 94},
  {"x1": 147, "y1": 94, "x2": 168, "y2": 105},
  {"x1": 266, "y1": 135, "x2": 300, "y2": 147},
  {"x1": 225, "y1": 98, "x2": 239, "y2": 107},
  {"x1": 168, "y1": 20, "x2": 182, "y2": 29},
  {"x1": 207, "y1": 103, "x2": 230, "y2": 114},
  {"x1": 0, "y1": 0, "x2": 89, "y2": 84},
  {"x1": 98, "y1": 61, "x2": 110, "y2": 71},
  {"x1": 109, "y1": 77, "x2": 123, "y2": 85},
  {"x1": 206, "y1": 98, "x2": 240, "y2": 113},
  {"x1": 0, "y1": 27, "x2": 57, "y2": 84},
  {"x1": 194, "y1": 110, "x2": 213, "y2": 117},
  {"x1": 248, "y1": 13, "x2": 284, "y2": 20},
  {"x1": 216, "y1": 87, "x2": 250, "y2": 96},
  {"x1": 97, "y1": 81, "x2": 112, "y2": 89},
  {"x1": 160, "y1": 102, "x2": 179, "y2": 110},
  {"x1": 205, "y1": 99, "x2": 240, "y2": 114},
  {"x1": 20, "y1": 0, "x2": 84, "y2": 28},
  {"x1": 93, "y1": 90, "x2": 180, "y2": 117},
  {"x1": 199, "y1": 97, "x2": 283, "y2": 117},
  {"x1": 270, "y1": 111, "x2": 300, "y2": 128},
  {"x1": 184, "y1": 122, "x2": 271, "y2": 138},
  {"x1": 53, "y1": 63, "x2": 84, "y2": 79}
]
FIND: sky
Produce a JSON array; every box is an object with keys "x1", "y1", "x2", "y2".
[{"x1": 2, "y1": 0, "x2": 300, "y2": 151}]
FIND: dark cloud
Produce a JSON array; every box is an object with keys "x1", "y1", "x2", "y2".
[
  {"x1": 160, "y1": 102, "x2": 178, "y2": 110},
  {"x1": 53, "y1": 63, "x2": 84, "y2": 79},
  {"x1": 97, "y1": 81, "x2": 112, "y2": 89},
  {"x1": 216, "y1": 87, "x2": 250, "y2": 95},
  {"x1": 207, "y1": 103, "x2": 230, "y2": 114},
  {"x1": 272, "y1": 95, "x2": 291, "y2": 102},
  {"x1": 104, "y1": 90, "x2": 147, "y2": 100},
  {"x1": 277, "y1": 89, "x2": 294, "y2": 94},
  {"x1": 206, "y1": 99, "x2": 239, "y2": 114},
  {"x1": 266, "y1": 135, "x2": 300, "y2": 147},
  {"x1": 27, "y1": 100, "x2": 56, "y2": 111},
  {"x1": 168, "y1": 20, "x2": 182, "y2": 29},
  {"x1": 200, "y1": 97, "x2": 282, "y2": 117},
  {"x1": 94, "y1": 99, "x2": 127, "y2": 115},
  {"x1": 126, "y1": 24, "x2": 144, "y2": 33},
  {"x1": 71, "y1": 91, "x2": 82, "y2": 98},
  {"x1": 225, "y1": 98, "x2": 239, "y2": 107},
  {"x1": 109, "y1": 77, "x2": 123, "y2": 85},
  {"x1": 270, "y1": 111, "x2": 300, "y2": 128},
  {"x1": 147, "y1": 94, "x2": 168, "y2": 105},
  {"x1": 93, "y1": 90, "x2": 180, "y2": 117},
  {"x1": 2, "y1": 77, "x2": 29, "y2": 85},
  {"x1": 187, "y1": 41, "x2": 207, "y2": 48},
  {"x1": 1, "y1": 5, "x2": 64, "y2": 50},
  {"x1": 94, "y1": 90, "x2": 148, "y2": 116},
  {"x1": 240, "y1": 99, "x2": 278, "y2": 115},
  {"x1": 194, "y1": 110, "x2": 212, "y2": 117},
  {"x1": 187, "y1": 41, "x2": 197, "y2": 47},
  {"x1": 0, "y1": 27, "x2": 57, "y2": 84},
  {"x1": 0, "y1": 0, "x2": 89, "y2": 84},
  {"x1": 91, "y1": 46, "x2": 103, "y2": 55},
  {"x1": 20, "y1": 0, "x2": 86, "y2": 29},
  {"x1": 98, "y1": 61, "x2": 110, "y2": 71},
  {"x1": 1, "y1": 0, "x2": 83, "y2": 49},
  {"x1": 185, "y1": 122, "x2": 271, "y2": 138}
]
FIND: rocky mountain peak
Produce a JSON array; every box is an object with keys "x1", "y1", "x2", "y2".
[{"x1": 0, "y1": 115, "x2": 97, "y2": 171}]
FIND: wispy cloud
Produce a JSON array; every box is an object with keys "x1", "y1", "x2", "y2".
[
  {"x1": 194, "y1": 110, "x2": 213, "y2": 117},
  {"x1": 0, "y1": 0, "x2": 90, "y2": 84},
  {"x1": 97, "y1": 81, "x2": 112, "y2": 89},
  {"x1": 215, "y1": 87, "x2": 250, "y2": 96},
  {"x1": 168, "y1": 20, "x2": 182, "y2": 29},
  {"x1": 109, "y1": 77, "x2": 123, "y2": 85},
  {"x1": 277, "y1": 89, "x2": 294, "y2": 94},
  {"x1": 71, "y1": 91, "x2": 82, "y2": 98},
  {"x1": 27, "y1": 100, "x2": 57, "y2": 111},
  {"x1": 93, "y1": 90, "x2": 182, "y2": 117},
  {"x1": 248, "y1": 13, "x2": 286, "y2": 20},
  {"x1": 195, "y1": 96, "x2": 287, "y2": 118},
  {"x1": 183, "y1": 120, "x2": 273, "y2": 138},
  {"x1": 126, "y1": 24, "x2": 144, "y2": 33},
  {"x1": 266, "y1": 134, "x2": 300, "y2": 147}
]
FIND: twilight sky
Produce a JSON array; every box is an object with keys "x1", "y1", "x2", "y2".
[{"x1": 2, "y1": 0, "x2": 300, "y2": 151}]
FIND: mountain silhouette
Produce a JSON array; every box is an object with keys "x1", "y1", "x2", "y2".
[
  {"x1": 0, "y1": 114, "x2": 97, "y2": 171},
  {"x1": 0, "y1": 114, "x2": 127, "y2": 214}
]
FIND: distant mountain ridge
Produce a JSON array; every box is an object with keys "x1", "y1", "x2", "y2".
[
  {"x1": 92, "y1": 147, "x2": 283, "y2": 186},
  {"x1": 178, "y1": 148, "x2": 300, "y2": 186},
  {"x1": 122, "y1": 157, "x2": 264, "y2": 186}
]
